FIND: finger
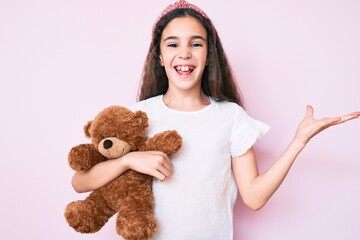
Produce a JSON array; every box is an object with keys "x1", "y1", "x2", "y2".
[
  {"x1": 151, "y1": 170, "x2": 167, "y2": 181},
  {"x1": 346, "y1": 111, "x2": 360, "y2": 119},
  {"x1": 320, "y1": 117, "x2": 341, "y2": 127},
  {"x1": 157, "y1": 164, "x2": 172, "y2": 178},
  {"x1": 323, "y1": 112, "x2": 360, "y2": 126},
  {"x1": 305, "y1": 105, "x2": 314, "y2": 118},
  {"x1": 156, "y1": 152, "x2": 173, "y2": 171},
  {"x1": 155, "y1": 153, "x2": 173, "y2": 181},
  {"x1": 337, "y1": 112, "x2": 360, "y2": 123},
  {"x1": 152, "y1": 164, "x2": 172, "y2": 181}
]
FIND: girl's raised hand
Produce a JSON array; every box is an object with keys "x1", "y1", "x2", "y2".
[
  {"x1": 295, "y1": 105, "x2": 360, "y2": 145},
  {"x1": 121, "y1": 151, "x2": 173, "y2": 181}
]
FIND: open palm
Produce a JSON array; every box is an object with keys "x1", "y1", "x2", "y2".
[{"x1": 295, "y1": 105, "x2": 360, "y2": 144}]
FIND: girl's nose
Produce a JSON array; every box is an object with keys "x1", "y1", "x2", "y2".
[{"x1": 179, "y1": 48, "x2": 191, "y2": 59}]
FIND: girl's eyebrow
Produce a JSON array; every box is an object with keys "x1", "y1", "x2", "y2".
[{"x1": 163, "y1": 35, "x2": 207, "y2": 42}]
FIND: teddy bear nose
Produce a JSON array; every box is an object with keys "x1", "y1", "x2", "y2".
[{"x1": 103, "y1": 139, "x2": 113, "y2": 149}]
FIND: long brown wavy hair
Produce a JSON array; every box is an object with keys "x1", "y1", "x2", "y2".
[{"x1": 137, "y1": 8, "x2": 243, "y2": 107}]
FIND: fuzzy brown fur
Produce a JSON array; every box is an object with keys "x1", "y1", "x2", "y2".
[{"x1": 64, "y1": 106, "x2": 182, "y2": 240}]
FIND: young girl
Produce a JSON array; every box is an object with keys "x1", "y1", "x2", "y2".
[{"x1": 71, "y1": 1, "x2": 359, "y2": 239}]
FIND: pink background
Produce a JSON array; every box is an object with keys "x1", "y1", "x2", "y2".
[{"x1": 1, "y1": 0, "x2": 359, "y2": 239}]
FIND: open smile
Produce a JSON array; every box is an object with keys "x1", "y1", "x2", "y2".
[{"x1": 174, "y1": 65, "x2": 195, "y2": 76}]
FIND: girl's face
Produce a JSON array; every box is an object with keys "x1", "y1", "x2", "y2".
[{"x1": 159, "y1": 16, "x2": 208, "y2": 95}]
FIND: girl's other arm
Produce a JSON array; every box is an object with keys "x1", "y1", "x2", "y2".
[
  {"x1": 71, "y1": 151, "x2": 173, "y2": 193},
  {"x1": 232, "y1": 106, "x2": 360, "y2": 211}
]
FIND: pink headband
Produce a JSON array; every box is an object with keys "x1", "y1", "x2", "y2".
[{"x1": 152, "y1": 0, "x2": 212, "y2": 39}]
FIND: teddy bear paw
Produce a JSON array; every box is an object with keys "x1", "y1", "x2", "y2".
[
  {"x1": 116, "y1": 215, "x2": 156, "y2": 240},
  {"x1": 64, "y1": 201, "x2": 103, "y2": 233}
]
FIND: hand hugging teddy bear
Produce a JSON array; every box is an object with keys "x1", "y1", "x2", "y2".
[{"x1": 64, "y1": 106, "x2": 182, "y2": 240}]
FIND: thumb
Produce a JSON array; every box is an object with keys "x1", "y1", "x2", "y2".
[{"x1": 305, "y1": 105, "x2": 314, "y2": 118}]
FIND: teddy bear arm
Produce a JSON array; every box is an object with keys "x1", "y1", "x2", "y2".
[
  {"x1": 140, "y1": 130, "x2": 182, "y2": 155},
  {"x1": 68, "y1": 143, "x2": 107, "y2": 172}
]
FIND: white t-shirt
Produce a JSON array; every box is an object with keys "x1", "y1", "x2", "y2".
[{"x1": 129, "y1": 95, "x2": 270, "y2": 240}]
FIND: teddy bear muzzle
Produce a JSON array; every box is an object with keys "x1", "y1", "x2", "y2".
[{"x1": 98, "y1": 137, "x2": 131, "y2": 159}]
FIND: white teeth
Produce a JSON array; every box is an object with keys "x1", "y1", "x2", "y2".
[{"x1": 176, "y1": 66, "x2": 193, "y2": 72}]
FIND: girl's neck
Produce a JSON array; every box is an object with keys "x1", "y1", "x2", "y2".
[{"x1": 163, "y1": 90, "x2": 210, "y2": 112}]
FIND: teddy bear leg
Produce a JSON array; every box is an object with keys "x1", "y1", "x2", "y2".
[
  {"x1": 115, "y1": 188, "x2": 157, "y2": 240},
  {"x1": 65, "y1": 190, "x2": 115, "y2": 233}
]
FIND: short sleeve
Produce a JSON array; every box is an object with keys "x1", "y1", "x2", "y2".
[{"x1": 230, "y1": 107, "x2": 270, "y2": 157}]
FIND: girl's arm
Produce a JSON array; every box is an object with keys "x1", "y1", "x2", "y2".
[
  {"x1": 71, "y1": 151, "x2": 173, "y2": 193},
  {"x1": 232, "y1": 106, "x2": 360, "y2": 211}
]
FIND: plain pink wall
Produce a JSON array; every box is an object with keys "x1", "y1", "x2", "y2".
[{"x1": 0, "y1": 0, "x2": 359, "y2": 239}]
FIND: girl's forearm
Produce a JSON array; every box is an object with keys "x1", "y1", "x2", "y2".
[
  {"x1": 71, "y1": 157, "x2": 128, "y2": 193},
  {"x1": 250, "y1": 138, "x2": 306, "y2": 209}
]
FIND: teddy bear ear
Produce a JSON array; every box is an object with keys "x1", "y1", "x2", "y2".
[
  {"x1": 83, "y1": 120, "x2": 93, "y2": 138},
  {"x1": 133, "y1": 111, "x2": 149, "y2": 128}
]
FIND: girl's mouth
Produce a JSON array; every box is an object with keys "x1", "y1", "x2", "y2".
[{"x1": 174, "y1": 65, "x2": 195, "y2": 76}]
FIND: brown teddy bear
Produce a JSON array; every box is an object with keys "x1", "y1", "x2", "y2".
[{"x1": 64, "y1": 105, "x2": 182, "y2": 240}]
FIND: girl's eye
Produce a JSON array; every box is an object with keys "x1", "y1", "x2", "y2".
[
  {"x1": 167, "y1": 43, "x2": 177, "y2": 48},
  {"x1": 191, "y1": 43, "x2": 203, "y2": 48}
]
